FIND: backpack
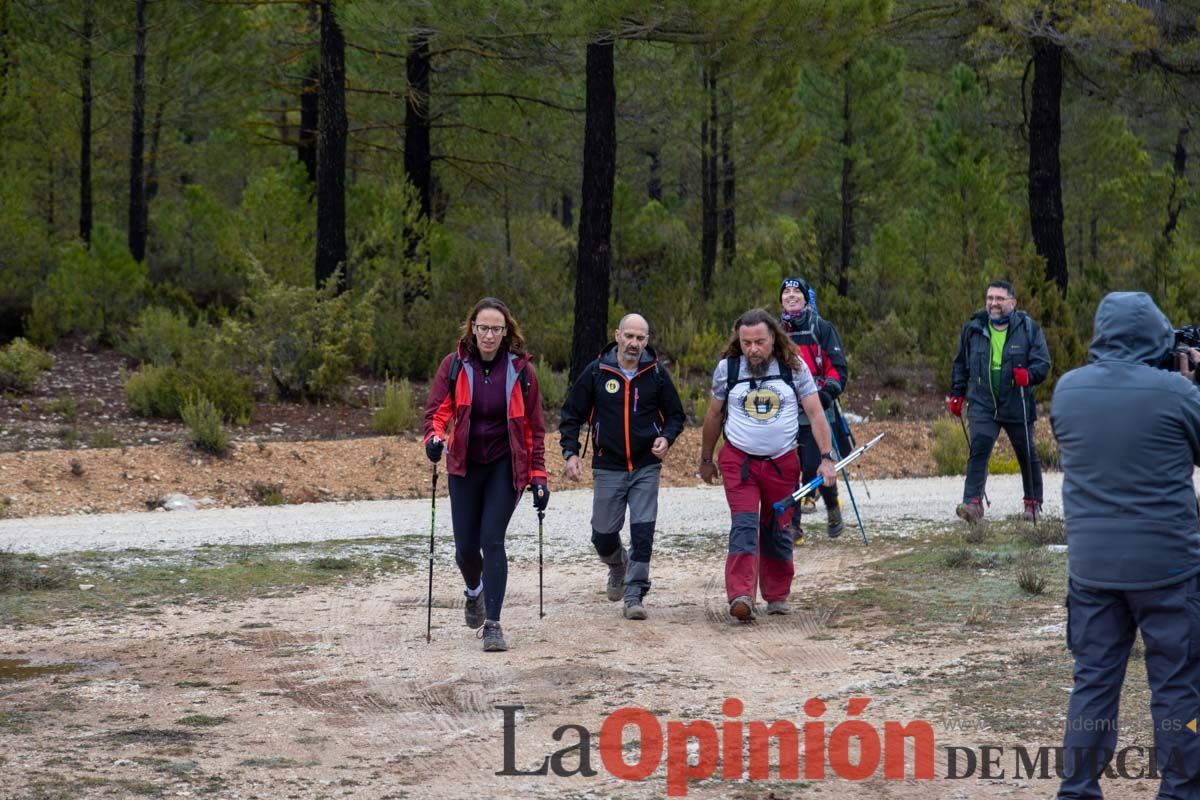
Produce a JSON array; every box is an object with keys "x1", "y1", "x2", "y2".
[
  {"x1": 721, "y1": 355, "x2": 804, "y2": 426},
  {"x1": 447, "y1": 353, "x2": 531, "y2": 399}
]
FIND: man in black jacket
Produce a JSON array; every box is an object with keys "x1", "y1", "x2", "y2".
[
  {"x1": 948, "y1": 280, "x2": 1050, "y2": 523},
  {"x1": 560, "y1": 313, "x2": 686, "y2": 620},
  {"x1": 1050, "y1": 291, "x2": 1200, "y2": 799}
]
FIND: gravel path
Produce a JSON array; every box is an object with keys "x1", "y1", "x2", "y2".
[{"x1": 0, "y1": 473, "x2": 1062, "y2": 556}]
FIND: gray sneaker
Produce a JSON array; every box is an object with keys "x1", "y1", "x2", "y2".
[
  {"x1": 729, "y1": 595, "x2": 756, "y2": 622},
  {"x1": 623, "y1": 601, "x2": 647, "y2": 620},
  {"x1": 766, "y1": 600, "x2": 792, "y2": 615},
  {"x1": 464, "y1": 590, "x2": 485, "y2": 629},
  {"x1": 478, "y1": 621, "x2": 507, "y2": 652}
]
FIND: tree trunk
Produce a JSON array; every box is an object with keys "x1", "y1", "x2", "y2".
[
  {"x1": 79, "y1": 0, "x2": 94, "y2": 246},
  {"x1": 838, "y1": 60, "x2": 854, "y2": 297},
  {"x1": 1163, "y1": 124, "x2": 1189, "y2": 244},
  {"x1": 647, "y1": 146, "x2": 662, "y2": 202},
  {"x1": 404, "y1": 30, "x2": 432, "y2": 274},
  {"x1": 146, "y1": 53, "x2": 169, "y2": 205},
  {"x1": 570, "y1": 40, "x2": 616, "y2": 384},
  {"x1": 1028, "y1": 37, "x2": 1067, "y2": 295},
  {"x1": 700, "y1": 64, "x2": 718, "y2": 299},
  {"x1": 315, "y1": 0, "x2": 347, "y2": 292},
  {"x1": 128, "y1": 0, "x2": 148, "y2": 263},
  {"x1": 298, "y1": 1, "x2": 319, "y2": 185},
  {"x1": 720, "y1": 83, "x2": 735, "y2": 270}
]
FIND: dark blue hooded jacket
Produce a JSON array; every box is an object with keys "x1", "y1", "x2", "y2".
[{"x1": 1050, "y1": 292, "x2": 1200, "y2": 590}]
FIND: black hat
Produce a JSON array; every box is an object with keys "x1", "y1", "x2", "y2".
[{"x1": 780, "y1": 276, "x2": 811, "y2": 300}]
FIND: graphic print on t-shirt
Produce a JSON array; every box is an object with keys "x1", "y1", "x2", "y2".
[{"x1": 740, "y1": 384, "x2": 784, "y2": 422}]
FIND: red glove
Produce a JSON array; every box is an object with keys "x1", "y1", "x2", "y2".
[
  {"x1": 1013, "y1": 368, "x2": 1030, "y2": 387},
  {"x1": 946, "y1": 395, "x2": 964, "y2": 417}
]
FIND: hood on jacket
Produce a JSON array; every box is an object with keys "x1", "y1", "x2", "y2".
[
  {"x1": 1088, "y1": 291, "x2": 1175, "y2": 367},
  {"x1": 598, "y1": 341, "x2": 659, "y2": 368}
]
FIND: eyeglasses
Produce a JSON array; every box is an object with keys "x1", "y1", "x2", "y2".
[{"x1": 473, "y1": 324, "x2": 507, "y2": 336}]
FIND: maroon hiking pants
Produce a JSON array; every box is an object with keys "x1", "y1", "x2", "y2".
[{"x1": 718, "y1": 444, "x2": 800, "y2": 603}]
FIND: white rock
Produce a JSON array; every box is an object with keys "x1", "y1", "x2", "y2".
[{"x1": 79, "y1": 584, "x2": 95, "y2": 591}]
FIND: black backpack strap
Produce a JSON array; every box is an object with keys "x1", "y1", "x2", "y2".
[{"x1": 448, "y1": 354, "x2": 463, "y2": 386}]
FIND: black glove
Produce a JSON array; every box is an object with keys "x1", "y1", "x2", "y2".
[
  {"x1": 817, "y1": 389, "x2": 833, "y2": 409},
  {"x1": 530, "y1": 481, "x2": 550, "y2": 511},
  {"x1": 425, "y1": 437, "x2": 444, "y2": 463},
  {"x1": 822, "y1": 379, "x2": 842, "y2": 401}
]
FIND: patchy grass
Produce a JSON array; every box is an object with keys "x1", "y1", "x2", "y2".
[
  {"x1": 176, "y1": 714, "x2": 229, "y2": 727},
  {"x1": 0, "y1": 540, "x2": 415, "y2": 626}
]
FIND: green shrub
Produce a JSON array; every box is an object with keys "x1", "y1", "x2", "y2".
[
  {"x1": 26, "y1": 226, "x2": 146, "y2": 345},
  {"x1": 1036, "y1": 437, "x2": 1060, "y2": 470},
  {"x1": 181, "y1": 396, "x2": 230, "y2": 456},
  {"x1": 119, "y1": 306, "x2": 200, "y2": 367},
  {"x1": 125, "y1": 364, "x2": 253, "y2": 425},
  {"x1": 370, "y1": 378, "x2": 417, "y2": 435},
  {"x1": 0, "y1": 338, "x2": 53, "y2": 393},
  {"x1": 535, "y1": 356, "x2": 569, "y2": 416},
  {"x1": 243, "y1": 271, "x2": 374, "y2": 401},
  {"x1": 0, "y1": 551, "x2": 73, "y2": 593}
]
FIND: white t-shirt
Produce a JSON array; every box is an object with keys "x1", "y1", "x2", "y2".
[{"x1": 711, "y1": 356, "x2": 817, "y2": 459}]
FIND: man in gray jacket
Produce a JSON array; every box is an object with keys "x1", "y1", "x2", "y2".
[{"x1": 1050, "y1": 291, "x2": 1200, "y2": 799}]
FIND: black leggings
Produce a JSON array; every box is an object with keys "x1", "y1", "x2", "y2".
[
  {"x1": 798, "y1": 419, "x2": 852, "y2": 507},
  {"x1": 448, "y1": 456, "x2": 519, "y2": 622}
]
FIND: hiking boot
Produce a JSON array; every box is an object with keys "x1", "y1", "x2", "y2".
[
  {"x1": 798, "y1": 495, "x2": 818, "y2": 515},
  {"x1": 478, "y1": 621, "x2": 507, "y2": 652},
  {"x1": 600, "y1": 546, "x2": 628, "y2": 602},
  {"x1": 956, "y1": 498, "x2": 984, "y2": 525},
  {"x1": 766, "y1": 600, "x2": 792, "y2": 615},
  {"x1": 729, "y1": 595, "x2": 756, "y2": 622},
  {"x1": 623, "y1": 600, "x2": 647, "y2": 620},
  {"x1": 787, "y1": 515, "x2": 805, "y2": 546},
  {"x1": 1021, "y1": 499, "x2": 1042, "y2": 523},
  {"x1": 826, "y1": 501, "x2": 844, "y2": 539},
  {"x1": 463, "y1": 589, "x2": 485, "y2": 629}
]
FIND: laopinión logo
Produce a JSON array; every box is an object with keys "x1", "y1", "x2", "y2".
[
  {"x1": 497, "y1": 697, "x2": 935, "y2": 797},
  {"x1": 497, "y1": 698, "x2": 1200, "y2": 796}
]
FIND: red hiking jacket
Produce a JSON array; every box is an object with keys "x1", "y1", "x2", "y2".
[{"x1": 423, "y1": 347, "x2": 548, "y2": 491}]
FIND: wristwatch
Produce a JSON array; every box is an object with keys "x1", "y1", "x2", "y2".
[{"x1": 822, "y1": 451, "x2": 837, "y2": 462}]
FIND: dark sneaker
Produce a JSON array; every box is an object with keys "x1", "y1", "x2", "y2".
[
  {"x1": 955, "y1": 498, "x2": 984, "y2": 524},
  {"x1": 729, "y1": 595, "x2": 756, "y2": 622},
  {"x1": 826, "y1": 502, "x2": 844, "y2": 539},
  {"x1": 623, "y1": 601, "x2": 647, "y2": 620},
  {"x1": 463, "y1": 590, "x2": 485, "y2": 629},
  {"x1": 1021, "y1": 499, "x2": 1042, "y2": 523},
  {"x1": 766, "y1": 600, "x2": 792, "y2": 615},
  {"x1": 478, "y1": 621, "x2": 507, "y2": 652}
]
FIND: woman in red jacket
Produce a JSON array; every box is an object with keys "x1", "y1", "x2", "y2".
[{"x1": 423, "y1": 297, "x2": 549, "y2": 652}]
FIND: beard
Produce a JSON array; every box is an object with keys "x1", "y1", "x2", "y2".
[{"x1": 746, "y1": 355, "x2": 770, "y2": 378}]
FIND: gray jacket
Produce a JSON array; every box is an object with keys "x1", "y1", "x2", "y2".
[
  {"x1": 1050, "y1": 291, "x2": 1200, "y2": 590},
  {"x1": 951, "y1": 310, "x2": 1050, "y2": 423}
]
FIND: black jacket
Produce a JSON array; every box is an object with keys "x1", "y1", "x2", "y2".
[
  {"x1": 950, "y1": 309, "x2": 1050, "y2": 423},
  {"x1": 560, "y1": 343, "x2": 686, "y2": 472},
  {"x1": 1051, "y1": 292, "x2": 1200, "y2": 590}
]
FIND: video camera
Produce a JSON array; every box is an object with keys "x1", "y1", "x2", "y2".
[{"x1": 1172, "y1": 326, "x2": 1200, "y2": 373}]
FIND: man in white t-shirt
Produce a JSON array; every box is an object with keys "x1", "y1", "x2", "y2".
[{"x1": 699, "y1": 308, "x2": 837, "y2": 621}]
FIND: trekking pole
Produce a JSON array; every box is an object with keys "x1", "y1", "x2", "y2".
[
  {"x1": 827, "y1": 409, "x2": 868, "y2": 545},
  {"x1": 833, "y1": 399, "x2": 870, "y2": 499},
  {"x1": 537, "y1": 507, "x2": 545, "y2": 619},
  {"x1": 1019, "y1": 384, "x2": 1038, "y2": 526},
  {"x1": 957, "y1": 415, "x2": 991, "y2": 508},
  {"x1": 775, "y1": 433, "x2": 886, "y2": 515},
  {"x1": 426, "y1": 463, "x2": 438, "y2": 644}
]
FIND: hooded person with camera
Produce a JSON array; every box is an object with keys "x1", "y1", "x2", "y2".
[
  {"x1": 948, "y1": 280, "x2": 1050, "y2": 523},
  {"x1": 1050, "y1": 291, "x2": 1200, "y2": 799}
]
